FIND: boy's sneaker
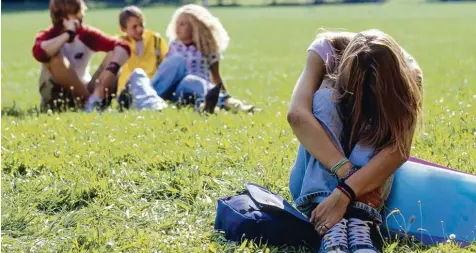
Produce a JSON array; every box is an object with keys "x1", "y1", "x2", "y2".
[
  {"x1": 347, "y1": 218, "x2": 378, "y2": 253},
  {"x1": 319, "y1": 219, "x2": 349, "y2": 253}
]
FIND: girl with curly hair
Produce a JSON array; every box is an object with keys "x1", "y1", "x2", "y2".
[{"x1": 126, "y1": 4, "x2": 253, "y2": 113}]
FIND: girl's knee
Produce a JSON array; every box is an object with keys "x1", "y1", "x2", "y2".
[
  {"x1": 179, "y1": 75, "x2": 208, "y2": 91},
  {"x1": 174, "y1": 75, "x2": 208, "y2": 102},
  {"x1": 181, "y1": 74, "x2": 203, "y2": 83},
  {"x1": 312, "y1": 88, "x2": 339, "y2": 118}
]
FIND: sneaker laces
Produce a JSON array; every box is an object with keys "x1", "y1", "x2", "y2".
[
  {"x1": 323, "y1": 219, "x2": 348, "y2": 251},
  {"x1": 348, "y1": 218, "x2": 374, "y2": 248}
]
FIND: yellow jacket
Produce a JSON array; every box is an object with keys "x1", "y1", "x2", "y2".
[{"x1": 118, "y1": 29, "x2": 168, "y2": 94}]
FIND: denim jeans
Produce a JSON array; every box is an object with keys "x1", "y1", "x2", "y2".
[
  {"x1": 151, "y1": 54, "x2": 212, "y2": 104},
  {"x1": 125, "y1": 54, "x2": 214, "y2": 109}
]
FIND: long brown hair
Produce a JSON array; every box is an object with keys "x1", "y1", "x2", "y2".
[{"x1": 329, "y1": 29, "x2": 423, "y2": 156}]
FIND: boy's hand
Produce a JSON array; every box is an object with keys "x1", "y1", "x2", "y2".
[{"x1": 63, "y1": 19, "x2": 79, "y2": 32}]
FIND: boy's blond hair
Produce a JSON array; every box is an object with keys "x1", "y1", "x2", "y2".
[
  {"x1": 119, "y1": 5, "x2": 144, "y2": 28},
  {"x1": 166, "y1": 4, "x2": 229, "y2": 56},
  {"x1": 49, "y1": 0, "x2": 87, "y2": 26}
]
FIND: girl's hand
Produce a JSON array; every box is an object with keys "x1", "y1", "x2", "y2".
[
  {"x1": 357, "y1": 187, "x2": 383, "y2": 209},
  {"x1": 310, "y1": 189, "x2": 350, "y2": 235}
]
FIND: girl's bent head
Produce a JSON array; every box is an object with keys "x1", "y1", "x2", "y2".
[{"x1": 333, "y1": 29, "x2": 422, "y2": 157}]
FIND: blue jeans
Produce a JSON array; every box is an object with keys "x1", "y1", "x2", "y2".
[
  {"x1": 127, "y1": 68, "x2": 167, "y2": 111},
  {"x1": 288, "y1": 87, "x2": 393, "y2": 224},
  {"x1": 126, "y1": 54, "x2": 214, "y2": 109},
  {"x1": 151, "y1": 54, "x2": 212, "y2": 104}
]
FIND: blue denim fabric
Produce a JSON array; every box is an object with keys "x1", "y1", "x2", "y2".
[
  {"x1": 126, "y1": 68, "x2": 168, "y2": 111},
  {"x1": 151, "y1": 54, "x2": 212, "y2": 104}
]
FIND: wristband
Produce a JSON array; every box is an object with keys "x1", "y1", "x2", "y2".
[
  {"x1": 105, "y1": 62, "x2": 121, "y2": 75},
  {"x1": 336, "y1": 186, "x2": 352, "y2": 201},
  {"x1": 65, "y1": 30, "x2": 76, "y2": 43},
  {"x1": 337, "y1": 178, "x2": 356, "y2": 202}
]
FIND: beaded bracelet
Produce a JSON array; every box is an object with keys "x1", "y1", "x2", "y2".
[{"x1": 331, "y1": 157, "x2": 349, "y2": 176}]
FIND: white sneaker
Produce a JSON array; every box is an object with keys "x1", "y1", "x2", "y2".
[
  {"x1": 347, "y1": 218, "x2": 377, "y2": 253},
  {"x1": 150, "y1": 101, "x2": 168, "y2": 111},
  {"x1": 319, "y1": 219, "x2": 349, "y2": 253}
]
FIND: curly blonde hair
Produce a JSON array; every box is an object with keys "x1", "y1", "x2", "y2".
[{"x1": 166, "y1": 4, "x2": 230, "y2": 56}]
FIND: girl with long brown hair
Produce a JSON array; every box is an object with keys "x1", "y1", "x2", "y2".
[{"x1": 288, "y1": 29, "x2": 423, "y2": 253}]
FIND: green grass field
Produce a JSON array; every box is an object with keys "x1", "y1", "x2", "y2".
[{"x1": 2, "y1": 0, "x2": 476, "y2": 252}]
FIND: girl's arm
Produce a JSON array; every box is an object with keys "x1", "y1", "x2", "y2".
[
  {"x1": 287, "y1": 50, "x2": 352, "y2": 178},
  {"x1": 346, "y1": 128, "x2": 414, "y2": 198},
  {"x1": 210, "y1": 61, "x2": 227, "y2": 91},
  {"x1": 201, "y1": 61, "x2": 225, "y2": 113}
]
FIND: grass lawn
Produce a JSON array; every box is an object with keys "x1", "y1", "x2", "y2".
[{"x1": 1, "y1": 0, "x2": 475, "y2": 252}]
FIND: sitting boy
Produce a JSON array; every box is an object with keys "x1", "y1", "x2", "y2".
[
  {"x1": 116, "y1": 5, "x2": 168, "y2": 111},
  {"x1": 33, "y1": 0, "x2": 131, "y2": 112}
]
